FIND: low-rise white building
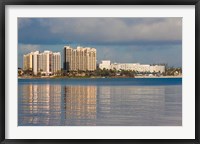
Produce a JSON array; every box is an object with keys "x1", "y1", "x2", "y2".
[
  {"x1": 150, "y1": 65, "x2": 165, "y2": 73},
  {"x1": 99, "y1": 60, "x2": 165, "y2": 73},
  {"x1": 99, "y1": 60, "x2": 111, "y2": 70}
]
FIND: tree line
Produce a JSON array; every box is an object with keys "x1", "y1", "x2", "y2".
[{"x1": 19, "y1": 66, "x2": 182, "y2": 77}]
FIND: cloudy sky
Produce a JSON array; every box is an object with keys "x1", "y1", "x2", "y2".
[{"x1": 18, "y1": 18, "x2": 182, "y2": 68}]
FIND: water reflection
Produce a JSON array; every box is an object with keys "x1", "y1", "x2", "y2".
[
  {"x1": 19, "y1": 84, "x2": 62, "y2": 125},
  {"x1": 18, "y1": 84, "x2": 182, "y2": 126},
  {"x1": 64, "y1": 86, "x2": 97, "y2": 126},
  {"x1": 97, "y1": 86, "x2": 167, "y2": 126}
]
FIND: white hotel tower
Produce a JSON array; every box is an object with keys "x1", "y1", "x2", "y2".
[{"x1": 23, "y1": 51, "x2": 61, "y2": 75}]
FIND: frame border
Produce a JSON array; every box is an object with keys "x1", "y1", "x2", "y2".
[{"x1": 1, "y1": 0, "x2": 199, "y2": 144}]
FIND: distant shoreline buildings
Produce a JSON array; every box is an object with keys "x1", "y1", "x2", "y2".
[
  {"x1": 99, "y1": 60, "x2": 165, "y2": 73},
  {"x1": 22, "y1": 45, "x2": 166, "y2": 76},
  {"x1": 23, "y1": 51, "x2": 61, "y2": 75},
  {"x1": 63, "y1": 46, "x2": 97, "y2": 71}
]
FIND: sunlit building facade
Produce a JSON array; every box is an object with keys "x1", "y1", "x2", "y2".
[
  {"x1": 51, "y1": 52, "x2": 61, "y2": 74},
  {"x1": 32, "y1": 51, "x2": 39, "y2": 75},
  {"x1": 23, "y1": 51, "x2": 61, "y2": 75},
  {"x1": 63, "y1": 46, "x2": 96, "y2": 71},
  {"x1": 23, "y1": 53, "x2": 33, "y2": 71},
  {"x1": 37, "y1": 51, "x2": 51, "y2": 74}
]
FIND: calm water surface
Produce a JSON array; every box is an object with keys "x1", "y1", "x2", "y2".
[{"x1": 18, "y1": 78, "x2": 182, "y2": 126}]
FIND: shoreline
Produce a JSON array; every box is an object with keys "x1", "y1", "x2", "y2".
[
  {"x1": 134, "y1": 75, "x2": 182, "y2": 78},
  {"x1": 18, "y1": 75, "x2": 182, "y2": 79}
]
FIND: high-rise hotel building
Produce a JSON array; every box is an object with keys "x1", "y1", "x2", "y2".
[
  {"x1": 64, "y1": 46, "x2": 96, "y2": 71},
  {"x1": 23, "y1": 51, "x2": 61, "y2": 75},
  {"x1": 23, "y1": 51, "x2": 39, "y2": 74}
]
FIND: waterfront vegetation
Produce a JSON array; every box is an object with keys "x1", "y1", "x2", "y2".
[{"x1": 18, "y1": 67, "x2": 182, "y2": 79}]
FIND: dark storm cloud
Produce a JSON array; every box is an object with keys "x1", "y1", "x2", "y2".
[{"x1": 18, "y1": 18, "x2": 182, "y2": 45}]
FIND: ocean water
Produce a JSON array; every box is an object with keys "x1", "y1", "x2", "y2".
[{"x1": 18, "y1": 78, "x2": 182, "y2": 126}]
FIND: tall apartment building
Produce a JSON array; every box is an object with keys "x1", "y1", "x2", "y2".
[
  {"x1": 23, "y1": 51, "x2": 61, "y2": 75},
  {"x1": 32, "y1": 51, "x2": 39, "y2": 75},
  {"x1": 64, "y1": 46, "x2": 96, "y2": 71},
  {"x1": 23, "y1": 53, "x2": 33, "y2": 71},
  {"x1": 23, "y1": 51, "x2": 39, "y2": 75},
  {"x1": 52, "y1": 52, "x2": 61, "y2": 74},
  {"x1": 37, "y1": 51, "x2": 51, "y2": 74}
]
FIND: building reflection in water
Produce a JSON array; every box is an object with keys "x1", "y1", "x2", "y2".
[
  {"x1": 20, "y1": 84, "x2": 61, "y2": 125},
  {"x1": 19, "y1": 84, "x2": 97, "y2": 126},
  {"x1": 19, "y1": 84, "x2": 181, "y2": 126},
  {"x1": 64, "y1": 85, "x2": 97, "y2": 126}
]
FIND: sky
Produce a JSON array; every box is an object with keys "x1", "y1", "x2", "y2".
[{"x1": 18, "y1": 18, "x2": 182, "y2": 68}]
